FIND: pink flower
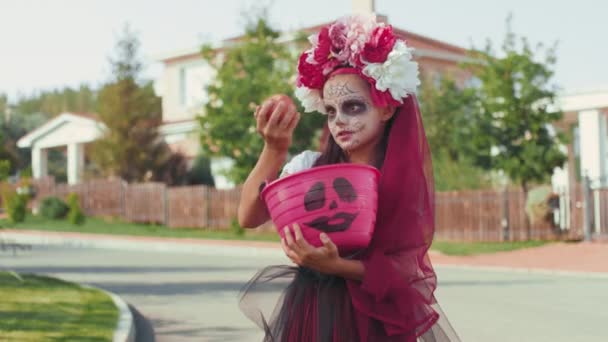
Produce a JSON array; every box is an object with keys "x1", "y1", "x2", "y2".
[
  {"x1": 328, "y1": 21, "x2": 349, "y2": 62},
  {"x1": 361, "y1": 25, "x2": 396, "y2": 63},
  {"x1": 341, "y1": 14, "x2": 376, "y2": 65},
  {"x1": 297, "y1": 52, "x2": 325, "y2": 89}
]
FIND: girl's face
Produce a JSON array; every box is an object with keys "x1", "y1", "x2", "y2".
[{"x1": 323, "y1": 74, "x2": 393, "y2": 156}]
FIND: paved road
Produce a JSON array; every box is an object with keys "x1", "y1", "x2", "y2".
[{"x1": 2, "y1": 245, "x2": 607, "y2": 342}]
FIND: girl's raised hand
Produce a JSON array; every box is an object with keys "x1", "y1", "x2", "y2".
[{"x1": 254, "y1": 94, "x2": 300, "y2": 153}]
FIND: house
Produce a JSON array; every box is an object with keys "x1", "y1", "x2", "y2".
[
  {"x1": 154, "y1": 0, "x2": 472, "y2": 189},
  {"x1": 552, "y1": 88, "x2": 608, "y2": 191}
]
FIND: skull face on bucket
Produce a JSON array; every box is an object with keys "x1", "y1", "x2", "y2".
[{"x1": 302, "y1": 177, "x2": 359, "y2": 232}]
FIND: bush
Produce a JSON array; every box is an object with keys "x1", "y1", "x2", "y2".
[
  {"x1": 230, "y1": 217, "x2": 245, "y2": 236},
  {"x1": 39, "y1": 196, "x2": 69, "y2": 219},
  {"x1": 1, "y1": 185, "x2": 27, "y2": 223},
  {"x1": 525, "y1": 185, "x2": 553, "y2": 225},
  {"x1": 67, "y1": 193, "x2": 86, "y2": 225},
  {"x1": 187, "y1": 154, "x2": 215, "y2": 186}
]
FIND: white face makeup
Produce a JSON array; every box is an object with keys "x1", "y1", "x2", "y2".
[{"x1": 322, "y1": 74, "x2": 388, "y2": 157}]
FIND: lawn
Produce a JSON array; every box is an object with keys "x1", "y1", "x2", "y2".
[
  {"x1": 0, "y1": 214, "x2": 549, "y2": 255},
  {"x1": 0, "y1": 272, "x2": 118, "y2": 341},
  {"x1": 431, "y1": 240, "x2": 549, "y2": 256}
]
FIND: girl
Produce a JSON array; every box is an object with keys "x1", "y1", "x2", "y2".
[{"x1": 237, "y1": 14, "x2": 460, "y2": 342}]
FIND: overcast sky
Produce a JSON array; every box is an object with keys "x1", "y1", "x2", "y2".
[{"x1": 1, "y1": 0, "x2": 606, "y2": 100}]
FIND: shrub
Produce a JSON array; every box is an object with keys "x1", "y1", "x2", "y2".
[
  {"x1": 1, "y1": 185, "x2": 27, "y2": 223},
  {"x1": 39, "y1": 196, "x2": 69, "y2": 219},
  {"x1": 67, "y1": 193, "x2": 86, "y2": 225},
  {"x1": 230, "y1": 217, "x2": 245, "y2": 236}
]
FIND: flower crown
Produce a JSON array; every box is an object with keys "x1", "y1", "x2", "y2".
[{"x1": 295, "y1": 14, "x2": 421, "y2": 114}]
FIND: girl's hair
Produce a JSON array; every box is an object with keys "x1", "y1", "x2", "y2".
[{"x1": 313, "y1": 113, "x2": 396, "y2": 169}]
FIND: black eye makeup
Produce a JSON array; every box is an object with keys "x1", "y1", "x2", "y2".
[
  {"x1": 325, "y1": 105, "x2": 337, "y2": 116},
  {"x1": 341, "y1": 99, "x2": 366, "y2": 114}
]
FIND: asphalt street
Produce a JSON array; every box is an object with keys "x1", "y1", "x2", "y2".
[{"x1": 2, "y1": 245, "x2": 606, "y2": 342}]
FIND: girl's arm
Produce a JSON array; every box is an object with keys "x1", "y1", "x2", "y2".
[
  {"x1": 237, "y1": 144, "x2": 288, "y2": 228},
  {"x1": 237, "y1": 98, "x2": 300, "y2": 228}
]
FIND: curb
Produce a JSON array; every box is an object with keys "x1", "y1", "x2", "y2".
[
  {"x1": 433, "y1": 263, "x2": 608, "y2": 279},
  {"x1": 82, "y1": 285, "x2": 135, "y2": 342},
  {"x1": 0, "y1": 230, "x2": 285, "y2": 258}
]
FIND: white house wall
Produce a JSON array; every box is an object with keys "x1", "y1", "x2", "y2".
[
  {"x1": 157, "y1": 57, "x2": 215, "y2": 123},
  {"x1": 578, "y1": 109, "x2": 608, "y2": 186}
]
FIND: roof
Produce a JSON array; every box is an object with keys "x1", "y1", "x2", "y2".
[
  {"x1": 559, "y1": 89, "x2": 608, "y2": 113},
  {"x1": 17, "y1": 112, "x2": 106, "y2": 149},
  {"x1": 156, "y1": 16, "x2": 469, "y2": 64}
]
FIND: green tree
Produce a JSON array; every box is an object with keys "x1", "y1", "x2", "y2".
[
  {"x1": 12, "y1": 84, "x2": 97, "y2": 119},
  {"x1": 199, "y1": 16, "x2": 324, "y2": 183},
  {"x1": 419, "y1": 76, "x2": 492, "y2": 190},
  {"x1": 468, "y1": 17, "x2": 568, "y2": 238},
  {"x1": 89, "y1": 24, "x2": 167, "y2": 182}
]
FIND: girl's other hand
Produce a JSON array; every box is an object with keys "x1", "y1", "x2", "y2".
[
  {"x1": 254, "y1": 94, "x2": 300, "y2": 153},
  {"x1": 281, "y1": 223, "x2": 342, "y2": 275}
]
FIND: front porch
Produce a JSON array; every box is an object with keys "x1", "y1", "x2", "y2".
[{"x1": 16, "y1": 113, "x2": 105, "y2": 185}]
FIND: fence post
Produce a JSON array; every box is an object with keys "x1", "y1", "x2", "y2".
[
  {"x1": 583, "y1": 173, "x2": 593, "y2": 242},
  {"x1": 163, "y1": 184, "x2": 168, "y2": 226},
  {"x1": 205, "y1": 186, "x2": 211, "y2": 228},
  {"x1": 501, "y1": 188, "x2": 510, "y2": 241},
  {"x1": 121, "y1": 180, "x2": 127, "y2": 220}
]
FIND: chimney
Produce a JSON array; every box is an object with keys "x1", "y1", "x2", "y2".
[
  {"x1": 352, "y1": 0, "x2": 375, "y2": 14},
  {"x1": 352, "y1": 0, "x2": 388, "y2": 23}
]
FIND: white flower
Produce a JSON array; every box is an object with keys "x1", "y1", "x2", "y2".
[
  {"x1": 362, "y1": 40, "x2": 420, "y2": 102},
  {"x1": 295, "y1": 86, "x2": 325, "y2": 113}
]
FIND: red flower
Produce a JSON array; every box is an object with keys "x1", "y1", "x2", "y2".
[
  {"x1": 361, "y1": 25, "x2": 396, "y2": 64},
  {"x1": 312, "y1": 27, "x2": 332, "y2": 65},
  {"x1": 297, "y1": 52, "x2": 325, "y2": 89}
]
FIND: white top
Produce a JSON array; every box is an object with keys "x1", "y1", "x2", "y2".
[{"x1": 280, "y1": 150, "x2": 321, "y2": 177}]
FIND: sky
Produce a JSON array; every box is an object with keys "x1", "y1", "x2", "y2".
[{"x1": 1, "y1": 0, "x2": 606, "y2": 101}]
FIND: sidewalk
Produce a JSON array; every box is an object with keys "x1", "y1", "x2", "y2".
[
  {"x1": 2, "y1": 228, "x2": 607, "y2": 274},
  {"x1": 431, "y1": 241, "x2": 608, "y2": 273}
]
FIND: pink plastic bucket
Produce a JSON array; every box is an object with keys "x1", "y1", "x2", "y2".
[{"x1": 261, "y1": 164, "x2": 380, "y2": 253}]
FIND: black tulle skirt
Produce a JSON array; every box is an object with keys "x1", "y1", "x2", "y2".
[
  {"x1": 239, "y1": 264, "x2": 461, "y2": 342},
  {"x1": 239, "y1": 265, "x2": 360, "y2": 342}
]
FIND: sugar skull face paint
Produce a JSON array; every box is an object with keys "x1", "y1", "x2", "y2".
[{"x1": 323, "y1": 74, "x2": 389, "y2": 156}]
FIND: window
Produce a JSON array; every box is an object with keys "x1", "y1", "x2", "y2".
[{"x1": 179, "y1": 67, "x2": 187, "y2": 106}]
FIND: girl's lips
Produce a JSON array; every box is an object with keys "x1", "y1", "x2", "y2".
[{"x1": 337, "y1": 131, "x2": 353, "y2": 138}]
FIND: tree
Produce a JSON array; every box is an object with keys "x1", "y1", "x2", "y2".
[
  {"x1": 419, "y1": 76, "x2": 492, "y2": 190},
  {"x1": 89, "y1": 24, "x2": 167, "y2": 182},
  {"x1": 468, "y1": 16, "x2": 568, "y2": 238},
  {"x1": 12, "y1": 84, "x2": 97, "y2": 119},
  {"x1": 198, "y1": 15, "x2": 324, "y2": 183}
]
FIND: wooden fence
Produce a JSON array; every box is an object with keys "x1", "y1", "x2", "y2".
[{"x1": 23, "y1": 176, "x2": 590, "y2": 242}]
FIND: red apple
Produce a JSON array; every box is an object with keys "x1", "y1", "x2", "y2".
[{"x1": 266, "y1": 94, "x2": 296, "y2": 120}]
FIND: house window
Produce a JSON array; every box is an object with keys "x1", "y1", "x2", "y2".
[{"x1": 179, "y1": 67, "x2": 187, "y2": 106}]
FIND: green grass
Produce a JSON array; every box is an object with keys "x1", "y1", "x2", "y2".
[
  {"x1": 0, "y1": 213, "x2": 281, "y2": 242},
  {"x1": 0, "y1": 214, "x2": 550, "y2": 255},
  {"x1": 0, "y1": 272, "x2": 118, "y2": 341},
  {"x1": 431, "y1": 240, "x2": 549, "y2": 256}
]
